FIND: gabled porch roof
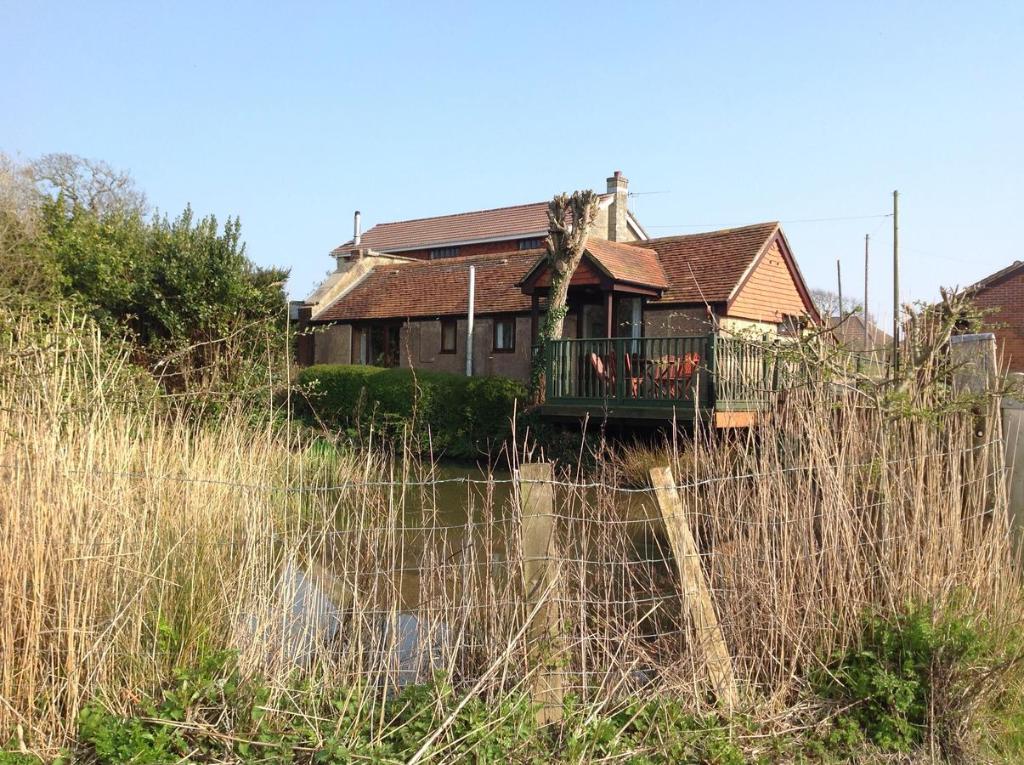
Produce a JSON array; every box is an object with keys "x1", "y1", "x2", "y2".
[{"x1": 518, "y1": 239, "x2": 669, "y2": 297}]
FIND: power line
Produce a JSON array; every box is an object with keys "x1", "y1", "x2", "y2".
[{"x1": 647, "y1": 213, "x2": 893, "y2": 229}]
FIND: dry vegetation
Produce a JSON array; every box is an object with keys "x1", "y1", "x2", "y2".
[{"x1": 0, "y1": 309, "x2": 1021, "y2": 762}]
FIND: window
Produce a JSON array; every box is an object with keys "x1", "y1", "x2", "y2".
[
  {"x1": 493, "y1": 317, "x2": 516, "y2": 352},
  {"x1": 518, "y1": 238, "x2": 544, "y2": 250},
  {"x1": 440, "y1": 319, "x2": 457, "y2": 353},
  {"x1": 778, "y1": 314, "x2": 805, "y2": 337},
  {"x1": 358, "y1": 324, "x2": 401, "y2": 367},
  {"x1": 429, "y1": 246, "x2": 460, "y2": 259}
]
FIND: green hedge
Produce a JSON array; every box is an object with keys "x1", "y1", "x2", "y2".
[{"x1": 297, "y1": 364, "x2": 527, "y2": 458}]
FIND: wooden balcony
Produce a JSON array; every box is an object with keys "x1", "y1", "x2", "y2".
[{"x1": 540, "y1": 335, "x2": 782, "y2": 426}]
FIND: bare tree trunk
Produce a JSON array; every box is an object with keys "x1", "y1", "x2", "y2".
[
  {"x1": 531, "y1": 191, "x2": 600, "y2": 401},
  {"x1": 543, "y1": 191, "x2": 599, "y2": 342}
]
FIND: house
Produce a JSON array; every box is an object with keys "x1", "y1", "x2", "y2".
[
  {"x1": 298, "y1": 172, "x2": 820, "y2": 425},
  {"x1": 968, "y1": 261, "x2": 1024, "y2": 372},
  {"x1": 824, "y1": 314, "x2": 892, "y2": 353}
]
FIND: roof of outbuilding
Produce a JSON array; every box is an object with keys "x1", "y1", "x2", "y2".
[
  {"x1": 313, "y1": 250, "x2": 540, "y2": 321},
  {"x1": 635, "y1": 222, "x2": 781, "y2": 304}
]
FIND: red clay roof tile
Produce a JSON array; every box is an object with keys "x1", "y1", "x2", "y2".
[
  {"x1": 583, "y1": 239, "x2": 669, "y2": 289},
  {"x1": 635, "y1": 222, "x2": 780, "y2": 304},
  {"x1": 314, "y1": 250, "x2": 540, "y2": 321},
  {"x1": 331, "y1": 201, "x2": 557, "y2": 256}
]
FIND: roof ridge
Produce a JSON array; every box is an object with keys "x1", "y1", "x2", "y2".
[
  {"x1": 970, "y1": 260, "x2": 1024, "y2": 291},
  {"x1": 639, "y1": 221, "x2": 779, "y2": 245},
  {"x1": 368, "y1": 199, "x2": 551, "y2": 229}
]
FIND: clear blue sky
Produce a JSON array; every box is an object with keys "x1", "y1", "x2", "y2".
[{"x1": 3, "y1": 1, "x2": 1022, "y2": 326}]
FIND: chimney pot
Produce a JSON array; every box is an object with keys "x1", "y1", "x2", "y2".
[
  {"x1": 605, "y1": 171, "x2": 629, "y2": 241},
  {"x1": 353, "y1": 210, "x2": 362, "y2": 246},
  {"x1": 606, "y1": 171, "x2": 628, "y2": 194}
]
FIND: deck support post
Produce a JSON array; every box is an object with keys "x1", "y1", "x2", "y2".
[
  {"x1": 518, "y1": 462, "x2": 564, "y2": 724},
  {"x1": 649, "y1": 465, "x2": 738, "y2": 708},
  {"x1": 604, "y1": 290, "x2": 614, "y2": 338}
]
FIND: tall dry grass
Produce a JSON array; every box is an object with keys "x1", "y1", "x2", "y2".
[{"x1": 0, "y1": 309, "x2": 1019, "y2": 757}]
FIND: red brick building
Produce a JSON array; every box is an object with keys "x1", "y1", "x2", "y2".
[{"x1": 970, "y1": 261, "x2": 1024, "y2": 372}]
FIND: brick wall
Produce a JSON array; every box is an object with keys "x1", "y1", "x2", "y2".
[
  {"x1": 395, "y1": 239, "x2": 541, "y2": 261},
  {"x1": 973, "y1": 275, "x2": 1024, "y2": 372},
  {"x1": 401, "y1": 315, "x2": 533, "y2": 382}
]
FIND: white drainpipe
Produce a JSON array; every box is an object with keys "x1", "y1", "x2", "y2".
[{"x1": 466, "y1": 265, "x2": 476, "y2": 377}]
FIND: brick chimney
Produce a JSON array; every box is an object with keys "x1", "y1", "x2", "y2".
[{"x1": 606, "y1": 171, "x2": 629, "y2": 241}]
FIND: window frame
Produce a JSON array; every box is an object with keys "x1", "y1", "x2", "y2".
[
  {"x1": 440, "y1": 318, "x2": 458, "y2": 354},
  {"x1": 492, "y1": 316, "x2": 516, "y2": 353},
  {"x1": 429, "y1": 246, "x2": 461, "y2": 260}
]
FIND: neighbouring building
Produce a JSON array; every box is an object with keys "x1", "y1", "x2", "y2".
[
  {"x1": 969, "y1": 261, "x2": 1024, "y2": 372},
  {"x1": 824, "y1": 314, "x2": 892, "y2": 353},
  {"x1": 296, "y1": 172, "x2": 821, "y2": 425}
]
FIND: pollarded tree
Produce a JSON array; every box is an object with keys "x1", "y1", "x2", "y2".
[
  {"x1": 542, "y1": 190, "x2": 600, "y2": 342},
  {"x1": 531, "y1": 190, "x2": 600, "y2": 399}
]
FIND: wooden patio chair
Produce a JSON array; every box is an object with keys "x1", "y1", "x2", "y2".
[
  {"x1": 623, "y1": 352, "x2": 641, "y2": 398},
  {"x1": 588, "y1": 352, "x2": 614, "y2": 394}
]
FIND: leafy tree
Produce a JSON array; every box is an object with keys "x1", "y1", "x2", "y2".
[{"x1": 36, "y1": 187, "x2": 287, "y2": 396}]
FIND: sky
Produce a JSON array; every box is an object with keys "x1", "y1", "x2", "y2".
[{"x1": 2, "y1": 1, "x2": 1022, "y2": 328}]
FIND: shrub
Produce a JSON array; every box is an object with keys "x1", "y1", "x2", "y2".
[
  {"x1": 815, "y1": 604, "x2": 1015, "y2": 760},
  {"x1": 297, "y1": 364, "x2": 527, "y2": 459}
]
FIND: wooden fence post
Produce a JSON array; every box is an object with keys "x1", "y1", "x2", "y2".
[
  {"x1": 518, "y1": 461, "x2": 563, "y2": 724},
  {"x1": 649, "y1": 466, "x2": 738, "y2": 708}
]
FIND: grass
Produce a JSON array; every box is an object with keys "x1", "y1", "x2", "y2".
[{"x1": 1, "y1": 308, "x2": 1022, "y2": 762}]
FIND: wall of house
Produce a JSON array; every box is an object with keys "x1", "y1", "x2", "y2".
[
  {"x1": 313, "y1": 324, "x2": 353, "y2": 364},
  {"x1": 728, "y1": 241, "x2": 808, "y2": 323},
  {"x1": 644, "y1": 306, "x2": 712, "y2": 336},
  {"x1": 973, "y1": 276, "x2": 1024, "y2": 372},
  {"x1": 718, "y1": 317, "x2": 779, "y2": 336},
  {"x1": 390, "y1": 239, "x2": 541, "y2": 261},
  {"x1": 400, "y1": 315, "x2": 534, "y2": 382}
]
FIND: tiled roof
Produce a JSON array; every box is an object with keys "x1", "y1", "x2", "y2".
[
  {"x1": 314, "y1": 251, "x2": 540, "y2": 321},
  {"x1": 330, "y1": 201, "x2": 561, "y2": 256},
  {"x1": 970, "y1": 260, "x2": 1024, "y2": 292},
  {"x1": 634, "y1": 222, "x2": 780, "y2": 304},
  {"x1": 585, "y1": 239, "x2": 669, "y2": 289},
  {"x1": 316, "y1": 222, "x2": 794, "y2": 323},
  {"x1": 825, "y1": 314, "x2": 892, "y2": 351}
]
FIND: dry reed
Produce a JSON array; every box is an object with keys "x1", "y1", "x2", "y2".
[{"x1": 0, "y1": 309, "x2": 1018, "y2": 758}]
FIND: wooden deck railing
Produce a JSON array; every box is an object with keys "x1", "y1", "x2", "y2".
[{"x1": 543, "y1": 334, "x2": 786, "y2": 414}]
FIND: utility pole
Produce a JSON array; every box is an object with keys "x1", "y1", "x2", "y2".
[
  {"x1": 892, "y1": 190, "x2": 900, "y2": 378},
  {"x1": 863, "y1": 234, "x2": 870, "y2": 351},
  {"x1": 836, "y1": 259, "x2": 844, "y2": 322}
]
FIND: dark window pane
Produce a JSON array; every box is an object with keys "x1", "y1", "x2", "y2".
[
  {"x1": 441, "y1": 319, "x2": 457, "y2": 353},
  {"x1": 493, "y1": 318, "x2": 515, "y2": 351}
]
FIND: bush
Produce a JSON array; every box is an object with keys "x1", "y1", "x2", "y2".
[
  {"x1": 814, "y1": 604, "x2": 1015, "y2": 760},
  {"x1": 297, "y1": 364, "x2": 527, "y2": 459}
]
